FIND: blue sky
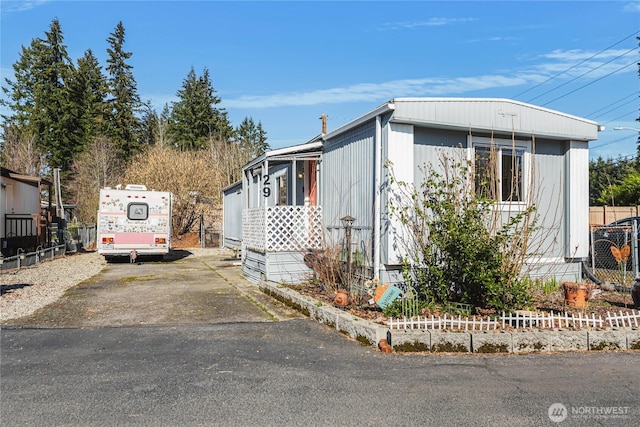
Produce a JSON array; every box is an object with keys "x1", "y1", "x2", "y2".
[{"x1": 1, "y1": 0, "x2": 639, "y2": 160}]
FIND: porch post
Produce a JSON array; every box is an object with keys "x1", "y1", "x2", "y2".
[{"x1": 292, "y1": 160, "x2": 297, "y2": 206}]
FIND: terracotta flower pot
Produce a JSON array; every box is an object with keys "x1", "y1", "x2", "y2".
[
  {"x1": 562, "y1": 282, "x2": 591, "y2": 309},
  {"x1": 378, "y1": 339, "x2": 393, "y2": 354},
  {"x1": 334, "y1": 289, "x2": 349, "y2": 307}
]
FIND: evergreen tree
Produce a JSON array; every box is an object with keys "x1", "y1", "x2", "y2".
[
  {"x1": 67, "y1": 49, "x2": 109, "y2": 151},
  {"x1": 139, "y1": 101, "x2": 158, "y2": 146},
  {"x1": 235, "y1": 117, "x2": 270, "y2": 158},
  {"x1": 1, "y1": 42, "x2": 39, "y2": 130},
  {"x1": 169, "y1": 67, "x2": 232, "y2": 149},
  {"x1": 589, "y1": 156, "x2": 636, "y2": 205},
  {"x1": 601, "y1": 170, "x2": 640, "y2": 206},
  {"x1": 1, "y1": 18, "x2": 77, "y2": 172},
  {"x1": 105, "y1": 21, "x2": 141, "y2": 160},
  {"x1": 157, "y1": 104, "x2": 172, "y2": 147}
]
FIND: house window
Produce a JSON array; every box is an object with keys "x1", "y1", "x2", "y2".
[
  {"x1": 501, "y1": 149, "x2": 524, "y2": 202},
  {"x1": 473, "y1": 138, "x2": 528, "y2": 203},
  {"x1": 276, "y1": 175, "x2": 287, "y2": 205}
]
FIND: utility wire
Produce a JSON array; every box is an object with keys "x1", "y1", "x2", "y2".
[
  {"x1": 512, "y1": 30, "x2": 639, "y2": 99},
  {"x1": 604, "y1": 108, "x2": 640, "y2": 124},
  {"x1": 529, "y1": 48, "x2": 636, "y2": 103},
  {"x1": 591, "y1": 135, "x2": 637, "y2": 150},
  {"x1": 586, "y1": 92, "x2": 638, "y2": 118},
  {"x1": 592, "y1": 100, "x2": 639, "y2": 121},
  {"x1": 541, "y1": 61, "x2": 637, "y2": 107}
]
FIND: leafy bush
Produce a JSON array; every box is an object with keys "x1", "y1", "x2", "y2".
[{"x1": 388, "y1": 150, "x2": 535, "y2": 311}]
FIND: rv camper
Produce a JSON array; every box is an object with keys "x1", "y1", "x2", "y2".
[{"x1": 97, "y1": 185, "x2": 172, "y2": 261}]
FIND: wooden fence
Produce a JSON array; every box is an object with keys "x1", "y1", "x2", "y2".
[{"x1": 589, "y1": 206, "x2": 640, "y2": 225}]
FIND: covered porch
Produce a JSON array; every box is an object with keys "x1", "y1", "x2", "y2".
[{"x1": 240, "y1": 140, "x2": 324, "y2": 283}]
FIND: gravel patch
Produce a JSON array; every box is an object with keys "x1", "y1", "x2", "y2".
[{"x1": 1, "y1": 252, "x2": 107, "y2": 322}]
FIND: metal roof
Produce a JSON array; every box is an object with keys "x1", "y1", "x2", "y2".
[
  {"x1": 1, "y1": 167, "x2": 52, "y2": 187},
  {"x1": 243, "y1": 140, "x2": 323, "y2": 170},
  {"x1": 322, "y1": 98, "x2": 601, "y2": 142}
]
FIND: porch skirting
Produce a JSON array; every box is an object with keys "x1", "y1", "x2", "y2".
[{"x1": 243, "y1": 248, "x2": 313, "y2": 284}]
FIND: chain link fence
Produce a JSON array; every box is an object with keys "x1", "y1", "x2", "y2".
[
  {"x1": 589, "y1": 220, "x2": 639, "y2": 289},
  {"x1": 67, "y1": 223, "x2": 96, "y2": 251}
]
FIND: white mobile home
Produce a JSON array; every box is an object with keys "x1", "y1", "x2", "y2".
[
  {"x1": 1, "y1": 167, "x2": 53, "y2": 256},
  {"x1": 225, "y1": 98, "x2": 599, "y2": 285}
]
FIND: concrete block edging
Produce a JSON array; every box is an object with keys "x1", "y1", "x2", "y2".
[{"x1": 258, "y1": 281, "x2": 640, "y2": 354}]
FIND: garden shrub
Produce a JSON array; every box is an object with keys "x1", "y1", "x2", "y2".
[{"x1": 389, "y1": 150, "x2": 535, "y2": 312}]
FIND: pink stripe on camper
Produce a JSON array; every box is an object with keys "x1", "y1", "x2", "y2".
[{"x1": 115, "y1": 232, "x2": 155, "y2": 244}]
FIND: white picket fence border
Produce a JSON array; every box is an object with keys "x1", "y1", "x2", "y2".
[
  {"x1": 387, "y1": 313, "x2": 499, "y2": 331},
  {"x1": 387, "y1": 310, "x2": 640, "y2": 331}
]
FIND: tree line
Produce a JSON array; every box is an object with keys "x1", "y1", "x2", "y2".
[
  {"x1": 1, "y1": 19, "x2": 269, "y2": 232},
  {"x1": 589, "y1": 155, "x2": 639, "y2": 206},
  {"x1": 1, "y1": 20, "x2": 638, "y2": 228}
]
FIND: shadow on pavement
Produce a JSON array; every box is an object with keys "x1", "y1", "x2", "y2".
[
  {"x1": 1, "y1": 283, "x2": 33, "y2": 295},
  {"x1": 105, "y1": 249, "x2": 193, "y2": 264}
]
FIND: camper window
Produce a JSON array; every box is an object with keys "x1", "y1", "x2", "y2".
[{"x1": 128, "y1": 203, "x2": 149, "y2": 220}]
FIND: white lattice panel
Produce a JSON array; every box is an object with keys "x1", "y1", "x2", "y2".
[
  {"x1": 243, "y1": 208, "x2": 266, "y2": 251},
  {"x1": 243, "y1": 206, "x2": 323, "y2": 252}
]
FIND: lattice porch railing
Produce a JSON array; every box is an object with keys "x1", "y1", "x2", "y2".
[{"x1": 243, "y1": 206, "x2": 324, "y2": 252}]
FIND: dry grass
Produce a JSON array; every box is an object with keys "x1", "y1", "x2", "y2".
[{"x1": 172, "y1": 232, "x2": 201, "y2": 249}]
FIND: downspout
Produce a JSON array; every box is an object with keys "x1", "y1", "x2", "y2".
[{"x1": 373, "y1": 115, "x2": 382, "y2": 280}]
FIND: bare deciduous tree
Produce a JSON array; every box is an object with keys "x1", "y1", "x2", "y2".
[
  {"x1": 0, "y1": 127, "x2": 47, "y2": 176},
  {"x1": 71, "y1": 136, "x2": 124, "y2": 223},
  {"x1": 208, "y1": 137, "x2": 247, "y2": 188},
  {"x1": 123, "y1": 144, "x2": 219, "y2": 236}
]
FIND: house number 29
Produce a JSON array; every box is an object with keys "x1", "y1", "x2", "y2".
[{"x1": 262, "y1": 174, "x2": 271, "y2": 197}]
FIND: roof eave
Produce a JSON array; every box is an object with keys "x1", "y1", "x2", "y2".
[{"x1": 322, "y1": 101, "x2": 396, "y2": 141}]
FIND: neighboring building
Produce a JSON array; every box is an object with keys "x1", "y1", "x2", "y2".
[
  {"x1": 222, "y1": 181, "x2": 243, "y2": 252},
  {"x1": 1, "y1": 167, "x2": 53, "y2": 256},
  {"x1": 223, "y1": 98, "x2": 600, "y2": 286}
]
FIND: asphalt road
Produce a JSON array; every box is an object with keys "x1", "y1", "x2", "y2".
[
  {"x1": 2, "y1": 323, "x2": 639, "y2": 426},
  {"x1": 1, "y1": 251, "x2": 639, "y2": 426}
]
